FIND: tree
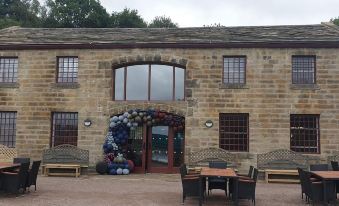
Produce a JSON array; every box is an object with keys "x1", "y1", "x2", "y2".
[
  {"x1": 148, "y1": 16, "x2": 178, "y2": 28},
  {"x1": 0, "y1": 0, "x2": 43, "y2": 29},
  {"x1": 331, "y1": 17, "x2": 339, "y2": 26},
  {"x1": 111, "y1": 8, "x2": 147, "y2": 28},
  {"x1": 44, "y1": 0, "x2": 111, "y2": 28}
]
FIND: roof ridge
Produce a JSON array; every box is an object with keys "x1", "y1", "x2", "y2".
[
  {"x1": 0, "y1": 26, "x2": 21, "y2": 32},
  {"x1": 321, "y1": 22, "x2": 339, "y2": 33}
]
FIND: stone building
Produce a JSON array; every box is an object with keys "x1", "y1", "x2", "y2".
[{"x1": 0, "y1": 23, "x2": 339, "y2": 173}]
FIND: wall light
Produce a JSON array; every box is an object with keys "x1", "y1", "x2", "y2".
[
  {"x1": 84, "y1": 119, "x2": 92, "y2": 127},
  {"x1": 205, "y1": 120, "x2": 213, "y2": 128}
]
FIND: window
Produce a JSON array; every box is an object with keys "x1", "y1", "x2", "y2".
[
  {"x1": 292, "y1": 56, "x2": 316, "y2": 84},
  {"x1": 113, "y1": 64, "x2": 185, "y2": 101},
  {"x1": 290, "y1": 114, "x2": 319, "y2": 153},
  {"x1": 57, "y1": 57, "x2": 78, "y2": 83},
  {"x1": 0, "y1": 112, "x2": 17, "y2": 147},
  {"x1": 219, "y1": 113, "x2": 249, "y2": 152},
  {"x1": 0, "y1": 57, "x2": 18, "y2": 83},
  {"x1": 223, "y1": 56, "x2": 246, "y2": 84},
  {"x1": 51, "y1": 112, "x2": 78, "y2": 147}
]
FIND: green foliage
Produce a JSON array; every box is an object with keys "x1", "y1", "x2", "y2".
[
  {"x1": 111, "y1": 8, "x2": 147, "y2": 28},
  {"x1": 0, "y1": 0, "x2": 42, "y2": 28},
  {"x1": 148, "y1": 16, "x2": 178, "y2": 28},
  {"x1": 331, "y1": 17, "x2": 339, "y2": 26},
  {"x1": 44, "y1": 0, "x2": 111, "y2": 28},
  {"x1": 0, "y1": 0, "x2": 179, "y2": 29}
]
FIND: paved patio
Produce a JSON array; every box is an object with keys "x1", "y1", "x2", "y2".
[{"x1": 0, "y1": 174, "x2": 319, "y2": 206}]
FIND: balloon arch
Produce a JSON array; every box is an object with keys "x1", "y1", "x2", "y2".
[{"x1": 96, "y1": 108, "x2": 185, "y2": 175}]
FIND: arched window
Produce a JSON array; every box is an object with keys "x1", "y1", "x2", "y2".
[{"x1": 113, "y1": 64, "x2": 185, "y2": 101}]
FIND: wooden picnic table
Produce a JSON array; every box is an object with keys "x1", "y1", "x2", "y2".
[
  {"x1": 199, "y1": 167, "x2": 239, "y2": 206},
  {"x1": 311, "y1": 171, "x2": 339, "y2": 205},
  {"x1": 0, "y1": 162, "x2": 20, "y2": 170}
]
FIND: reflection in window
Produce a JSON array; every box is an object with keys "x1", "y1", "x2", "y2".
[
  {"x1": 113, "y1": 64, "x2": 185, "y2": 101},
  {"x1": 126, "y1": 65, "x2": 148, "y2": 100},
  {"x1": 114, "y1": 68, "x2": 125, "y2": 100},
  {"x1": 175, "y1": 67, "x2": 185, "y2": 100},
  {"x1": 151, "y1": 65, "x2": 173, "y2": 100}
]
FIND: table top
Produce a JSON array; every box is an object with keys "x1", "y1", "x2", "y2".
[
  {"x1": 0, "y1": 162, "x2": 20, "y2": 170},
  {"x1": 200, "y1": 167, "x2": 238, "y2": 178},
  {"x1": 312, "y1": 171, "x2": 339, "y2": 180}
]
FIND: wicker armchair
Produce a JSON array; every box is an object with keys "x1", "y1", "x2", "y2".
[
  {"x1": 236, "y1": 168, "x2": 259, "y2": 205},
  {"x1": 208, "y1": 161, "x2": 227, "y2": 196},
  {"x1": 310, "y1": 164, "x2": 329, "y2": 171},
  {"x1": 27, "y1": 160, "x2": 41, "y2": 191},
  {"x1": 303, "y1": 171, "x2": 336, "y2": 204},
  {"x1": 180, "y1": 164, "x2": 204, "y2": 204},
  {"x1": 1, "y1": 162, "x2": 30, "y2": 195}
]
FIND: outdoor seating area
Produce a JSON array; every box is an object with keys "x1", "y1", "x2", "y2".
[{"x1": 0, "y1": 159, "x2": 41, "y2": 196}]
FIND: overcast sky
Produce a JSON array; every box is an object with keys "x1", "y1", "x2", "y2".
[{"x1": 99, "y1": 0, "x2": 339, "y2": 27}]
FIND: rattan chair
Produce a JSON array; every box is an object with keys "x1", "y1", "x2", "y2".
[
  {"x1": 310, "y1": 164, "x2": 329, "y2": 171},
  {"x1": 1, "y1": 162, "x2": 30, "y2": 195},
  {"x1": 207, "y1": 161, "x2": 227, "y2": 196},
  {"x1": 237, "y1": 168, "x2": 259, "y2": 205},
  {"x1": 331, "y1": 161, "x2": 339, "y2": 171},
  {"x1": 26, "y1": 160, "x2": 41, "y2": 191},
  {"x1": 303, "y1": 171, "x2": 336, "y2": 205},
  {"x1": 13, "y1": 157, "x2": 30, "y2": 164},
  {"x1": 180, "y1": 164, "x2": 204, "y2": 204}
]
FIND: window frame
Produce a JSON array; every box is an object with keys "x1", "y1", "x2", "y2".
[
  {"x1": 112, "y1": 62, "x2": 186, "y2": 101},
  {"x1": 0, "y1": 56, "x2": 18, "y2": 83},
  {"x1": 219, "y1": 113, "x2": 249, "y2": 152},
  {"x1": 56, "y1": 56, "x2": 79, "y2": 83},
  {"x1": 222, "y1": 56, "x2": 247, "y2": 85},
  {"x1": 51, "y1": 112, "x2": 78, "y2": 147},
  {"x1": 0, "y1": 111, "x2": 17, "y2": 148},
  {"x1": 290, "y1": 114, "x2": 320, "y2": 154},
  {"x1": 291, "y1": 55, "x2": 316, "y2": 85}
]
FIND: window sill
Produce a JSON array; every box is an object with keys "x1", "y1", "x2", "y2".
[
  {"x1": 290, "y1": 84, "x2": 320, "y2": 90},
  {"x1": 0, "y1": 83, "x2": 19, "y2": 88},
  {"x1": 219, "y1": 84, "x2": 249, "y2": 89},
  {"x1": 51, "y1": 83, "x2": 80, "y2": 89}
]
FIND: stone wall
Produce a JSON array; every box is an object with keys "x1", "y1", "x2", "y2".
[{"x1": 0, "y1": 48, "x2": 338, "y2": 172}]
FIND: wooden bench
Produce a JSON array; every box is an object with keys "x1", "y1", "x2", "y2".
[
  {"x1": 43, "y1": 163, "x2": 81, "y2": 177},
  {"x1": 264, "y1": 169, "x2": 299, "y2": 183},
  {"x1": 188, "y1": 147, "x2": 237, "y2": 169},
  {"x1": 42, "y1": 144, "x2": 89, "y2": 177},
  {"x1": 257, "y1": 149, "x2": 319, "y2": 183}
]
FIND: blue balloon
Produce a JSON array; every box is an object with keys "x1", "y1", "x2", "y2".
[
  {"x1": 116, "y1": 168, "x2": 123, "y2": 175},
  {"x1": 107, "y1": 144, "x2": 113, "y2": 151},
  {"x1": 109, "y1": 169, "x2": 117, "y2": 175},
  {"x1": 122, "y1": 169, "x2": 130, "y2": 175},
  {"x1": 108, "y1": 163, "x2": 114, "y2": 170},
  {"x1": 112, "y1": 116, "x2": 119, "y2": 122}
]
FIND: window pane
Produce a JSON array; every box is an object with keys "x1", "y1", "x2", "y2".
[
  {"x1": 57, "y1": 57, "x2": 78, "y2": 83},
  {"x1": 290, "y1": 114, "x2": 319, "y2": 153},
  {"x1": 0, "y1": 58, "x2": 18, "y2": 83},
  {"x1": 114, "y1": 68, "x2": 125, "y2": 100},
  {"x1": 0, "y1": 112, "x2": 16, "y2": 148},
  {"x1": 223, "y1": 57, "x2": 246, "y2": 84},
  {"x1": 52, "y1": 112, "x2": 78, "y2": 147},
  {"x1": 126, "y1": 65, "x2": 148, "y2": 100},
  {"x1": 292, "y1": 56, "x2": 315, "y2": 84},
  {"x1": 151, "y1": 65, "x2": 173, "y2": 100},
  {"x1": 175, "y1": 67, "x2": 185, "y2": 101},
  {"x1": 219, "y1": 113, "x2": 248, "y2": 152}
]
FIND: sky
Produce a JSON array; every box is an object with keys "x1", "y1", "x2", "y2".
[{"x1": 99, "y1": 0, "x2": 339, "y2": 27}]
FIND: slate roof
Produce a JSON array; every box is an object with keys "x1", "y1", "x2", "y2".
[{"x1": 0, "y1": 23, "x2": 339, "y2": 49}]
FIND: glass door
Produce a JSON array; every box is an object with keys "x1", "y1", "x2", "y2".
[{"x1": 147, "y1": 126, "x2": 172, "y2": 173}]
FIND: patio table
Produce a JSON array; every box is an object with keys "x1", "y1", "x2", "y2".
[
  {"x1": 311, "y1": 171, "x2": 339, "y2": 205},
  {"x1": 0, "y1": 162, "x2": 20, "y2": 171},
  {"x1": 199, "y1": 167, "x2": 239, "y2": 206}
]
